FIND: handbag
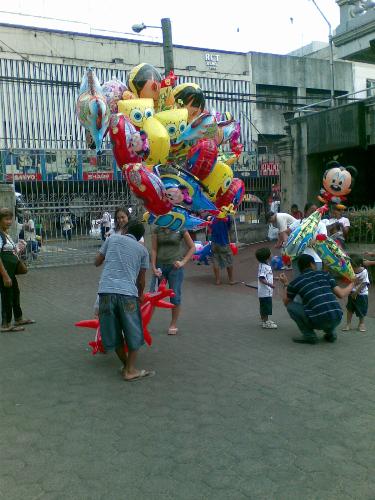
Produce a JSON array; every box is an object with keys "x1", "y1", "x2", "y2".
[{"x1": 0, "y1": 232, "x2": 27, "y2": 276}]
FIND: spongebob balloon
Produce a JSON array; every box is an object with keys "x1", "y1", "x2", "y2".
[
  {"x1": 201, "y1": 161, "x2": 233, "y2": 200},
  {"x1": 142, "y1": 117, "x2": 170, "y2": 165},
  {"x1": 154, "y1": 108, "x2": 188, "y2": 143},
  {"x1": 118, "y1": 98, "x2": 154, "y2": 129}
]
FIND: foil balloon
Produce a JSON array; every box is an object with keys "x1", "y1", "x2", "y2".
[
  {"x1": 314, "y1": 234, "x2": 355, "y2": 281},
  {"x1": 142, "y1": 117, "x2": 171, "y2": 165},
  {"x1": 186, "y1": 138, "x2": 218, "y2": 180},
  {"x1": 79, "y1": 67, "x2": 102, "y2": 95},
  {"x1": 144, "y1": 207, "x2": 209, "y2": 232},
  {"x1": 318, "y1": 161, "x2": 357, "y2": 208},
  {"x1": 154, "y1": 108, "x2": 188, "y2": 143},
  {"x1": 126, "y1": 63, "x2": 162, "y2": 108},
  {"x1": 282, "y1": 206, "x2": 328, "y2": 260},
  {"x1": 118, "y1": 98, "x2": 154, "y2": 128},
  {"x1": 201, "y1": 161, "x2": 233, "y2": 200},
  {"x1": 109, "y1": 113, "x2": 149, "y2": 167},
  {"x1": 215, "y1": 178, "x2": 245, "y2": 209},
  {"x1": 124, "y1": 163, "x2": 172, "y2": 215},
  {"x1": 160, "y1": 170, "x2": 219, "y2": 214},
  {"x1": 174, "y1": 112, "x2": 218, "y2": 145},
  {"x1": 76, "y1": 69, "x2": 110, "y2": 153},
  {"x1": 102, "y1": 79, "x2": 127, "y2": 113}
]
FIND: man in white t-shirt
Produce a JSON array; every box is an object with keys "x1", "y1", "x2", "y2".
[
  {"x1": 23, "y1": 211, "x2": 37, "y2": 260},
  {"x1": 100, "y1": 211, "x2": 112, "y2": 241},
  {"x1": 266, "y1": 211, "x2": 297, "y2": 248},
  {"x1": 324, "y1": 206, "x2": 350, "y2": 243}
]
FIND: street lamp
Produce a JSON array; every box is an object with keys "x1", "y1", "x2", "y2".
[
  {"x1": 310, "y1": 0, "x2": 335, "y2": 106},
  {"x1": 131, "y1": 18, "x2": 174, "y2": 75}
]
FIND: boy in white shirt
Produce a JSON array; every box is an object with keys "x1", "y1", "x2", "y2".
[
  {"x1": 256, "y1": 247, "x2": 277, "y2": 329},
  {"x1": 342, "y1": 254, "x2": 369, "y2": 333}
]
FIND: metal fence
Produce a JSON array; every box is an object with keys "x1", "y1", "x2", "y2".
[{"x1": 4, "y1": 149, "x2": 131, "y2": 267}]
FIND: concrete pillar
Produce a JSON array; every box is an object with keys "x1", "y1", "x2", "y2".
[
  {"x1": 336, "y1": 0, "x2": 353, "y2": 25},
  {"x1": 278, "y1": 118, "x2": 309, "y2": 212},
  {"x1": 277, "y1": 136, "x2": 293, "y2": 211}
]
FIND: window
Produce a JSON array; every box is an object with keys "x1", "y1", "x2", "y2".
[
  {"x1": 306, "y1": 88, "x2": 348, "y2": 107},
  {"x1": 366, "y1": 79, "x2": 375, "y2": 98},
  {"x1": 256, "y1": 84, "x2": 297, "y2": 111}
]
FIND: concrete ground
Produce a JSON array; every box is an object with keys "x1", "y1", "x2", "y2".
[{"x1": 1, "y1": 245, "x2": 374, "y2": 500}]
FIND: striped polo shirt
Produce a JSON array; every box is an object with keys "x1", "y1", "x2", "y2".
[
  {"x1": 98, "y1": 234, "x2": 149, "y2": 297},
  {"x1": 287, "y1": 270, "x2": 343, "y2": 325}
]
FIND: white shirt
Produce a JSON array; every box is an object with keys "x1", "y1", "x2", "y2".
[
  {"x1": 0, "y1": 233, "x2": 17, "y2": 253},
  {"x1": 352, "y1": 268, "x2": 369, "y2": 296},
  {"x1": 101, "y1": 212, "x2": 111, "y2": 229},
  {"x1": 324, "y1": 216, "x2": 350, "y2": 228},
  {"x1": 23, "y1": 219, "x2": 36, "y2": 242},
  {"x1": 61, "y1": 215, "x2": 72, "y2": 231},
  {"x1": 275, "y1": 213, "x2": 297, "y2": 232},
  {"x1": 257, "y1": 263, "x2": 274, "y2": 298}
]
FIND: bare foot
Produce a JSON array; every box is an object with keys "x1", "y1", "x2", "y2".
[{"x1": 341, "y1": 325, "x2": 351, "y2": 331}]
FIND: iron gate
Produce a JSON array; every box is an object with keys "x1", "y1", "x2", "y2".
[{"x1": 2, "y1": 149, "x2": 132, "y2": 267}]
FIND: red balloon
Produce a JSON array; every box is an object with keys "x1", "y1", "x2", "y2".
[
  {"x1": 230, "y1": 242, "x2": 238, "y2": 256},
  {"x1": 124, "y1": 163, "x2": 173, "y2": 215},
  {"x1": 109, "y1": 113, "x2": 143, "y2": 167},
  {"x1": 215, "y1": 178, "x2": 245, "y2": 209},
  {"x1": 186, "y1": 138, "x2": 218, "y2": 180}
]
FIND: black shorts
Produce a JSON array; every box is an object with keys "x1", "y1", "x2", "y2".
[
  {"x1": 347, "y1": 294, "x2": 368, "y2": 319},
  {"x1": 259, "y1": 297, "x2": 272, "y2": 317}
]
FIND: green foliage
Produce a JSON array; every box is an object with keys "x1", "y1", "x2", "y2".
[{"x1": 347, "y1": 210, "x2": 375, "y2": 244}]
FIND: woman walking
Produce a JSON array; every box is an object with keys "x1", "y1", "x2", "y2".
[
  {"x1": 151, "y1": 227, "x2": 195, "y2": 335},
  {"x1": 0, "y1": 208, "x2": 34, "y2": 332}
]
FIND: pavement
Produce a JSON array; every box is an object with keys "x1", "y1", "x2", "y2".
[{"x1": 1, "y1": 245, "x2": 375, "y2": 500}]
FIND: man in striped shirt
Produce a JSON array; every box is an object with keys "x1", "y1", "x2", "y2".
[{"x1": 279, "y1": 254, "x2": 354, "y2": 344}]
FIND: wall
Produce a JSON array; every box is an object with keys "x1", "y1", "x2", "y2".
[{"x1": 0, "y1": 24, "x2": 247, "y2": 77}]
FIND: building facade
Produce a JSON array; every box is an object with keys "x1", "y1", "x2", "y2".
[{"x1": 1, "y1": 22, "x2": 375, "y2": 213}]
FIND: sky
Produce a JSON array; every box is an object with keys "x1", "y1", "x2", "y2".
[{"x1": 0, "y1": 0, "x2": 340, "y2": 54}]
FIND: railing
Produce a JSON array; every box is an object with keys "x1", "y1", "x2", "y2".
[{"x1": 294, "y1": 85, "x2": 375, "y2": 116}]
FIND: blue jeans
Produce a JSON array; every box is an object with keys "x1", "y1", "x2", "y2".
[
  {"x1": 98, "y1": 294, "x2": 144, "y2": 352},
  {"x1": 157, "y1": 264, "x2": 184, "y2": 306},
  {"x1": 287, "y1": 302, "x2": 340, "y2": 340}
]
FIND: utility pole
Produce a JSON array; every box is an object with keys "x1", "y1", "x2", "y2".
[
  {"x1": 310, "y1": 0, "x2": 335, "y2": 106},
  {"x1": 132, "y1": 18, "x2": 174, "y2": 76},
  {"x1": 161, "y1": 18, "x2": 174, "y2": 74}
]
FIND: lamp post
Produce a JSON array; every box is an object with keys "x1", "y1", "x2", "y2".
[
  {"x1": 310, "y1": 0, "x2": 335, "y2": 106},
  {"x1": 131, "y1": 18, "x2": 174, "y2": 75}
]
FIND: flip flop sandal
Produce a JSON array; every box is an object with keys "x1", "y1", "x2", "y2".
[
  {"x1": 124, "y1": 370, "x2": 155, "y2": 382},
  {"x1": 11, "y1": 326, "x2": 25, "y2": 332},
  {"x1": 168, "y1": 327, "x2": 178, "y2": 335},
  {"x1": 14, "y1": 319, "x2": 35, "y2": 326}
]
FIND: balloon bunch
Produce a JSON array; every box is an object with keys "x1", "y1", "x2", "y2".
[
  {"x1": 76, "y1": 63, "x2": 246, "y2": 231},
  {"x1": 192, "y1": 241, "x2": 238, "y2": 265}
]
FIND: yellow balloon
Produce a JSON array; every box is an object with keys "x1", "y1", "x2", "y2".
[
  {"x1": 117, "y1": 98, "x2": 154, "y2": 128},
  {"x1": 201, "y1": 161, "x2": 233, "y2": 200},
  {"x1": 142, "y1": 116, "x2": 171, "y2": 165},
  {"x1": 154, "y1": 109, "x2": 188, "y2": 142}
]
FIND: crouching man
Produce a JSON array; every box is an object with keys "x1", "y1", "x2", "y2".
[{"x1": 279, "y1": 254, "x2": 354, "y2": 344}]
